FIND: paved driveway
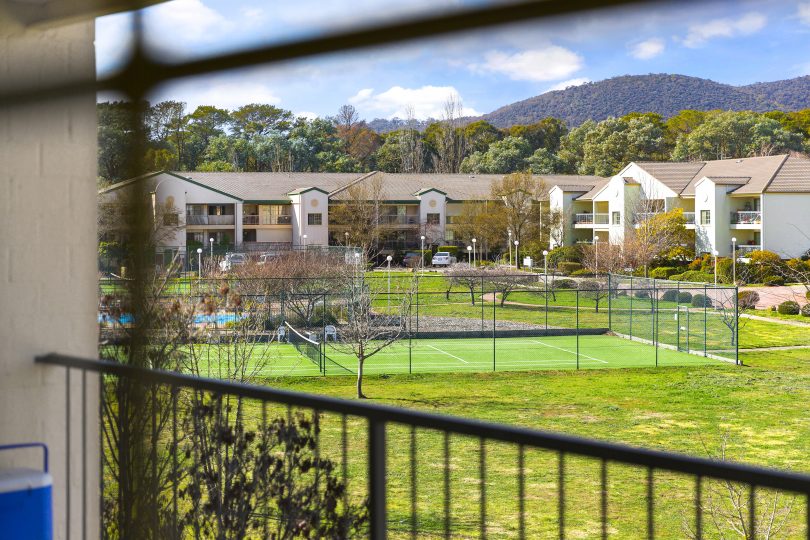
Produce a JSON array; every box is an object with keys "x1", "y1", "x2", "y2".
[{"x1": 739, "y1": 284, "x2": 808, "y2": 309}]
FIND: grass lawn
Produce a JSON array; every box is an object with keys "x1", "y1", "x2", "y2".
[{"x1": 258, "y1": 349, "x2": 810, "y2": 538}]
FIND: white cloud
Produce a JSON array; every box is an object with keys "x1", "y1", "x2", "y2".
[
  {"x1": 150, "y1": 79, "x2": 281, "y2": 111},
  {"x1": 471, "y1": 46, "x2": 583, "y2": 82},
  {"x1": 545, "y1": 78, "x2": 591, "y2": 93},
  {"x1": 630, "y1": 38, "x2": 665, "y2": 60},
  {"x1": 142, "y1": 0, "x2": 233, "y2": 51},
  {"x1": 295, "y1": 111, "x2": 320, "y2": 121},
  {"x1": 798, "y1": 2, "x2": 810, "y2": 25},
  {"x1": 348, "y1": 86, "x2": 480, "y2": 119},
  {"x1": 681, "y1": 12, "x2": 766, "y2": 48}
]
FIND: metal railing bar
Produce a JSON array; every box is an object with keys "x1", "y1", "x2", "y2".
[
  {"x1": 695, "y1": 476, "x2": 702, "y2": 540},
  {"x1": 82, "y1": 369, "x2": 87, "y2": 540},
  {"x1": 37, "y1": 355, "x2": 810, "y2": 495},
  {"x1": 66, "y1": 367, "x2": 71, "y2": 540},
  {"x1": 172, "y1": 385, "x2": 179, "y2": 539},
  {"x1": 518, "y1": 445, "x2": 525, "y2": 540},
  {"x1": 601, "y1": 459, "x2": 607, "y2": 540},
  {"x1": 0, "y1": 0, "x2": 671, "y2": 107},
  {"x1": 410, "y1": 426, "x2": 418, "y2": 540},
  {"x1": 369, "y1": 419, "x2": 387, "y2": 540},
  {"x1": 444, "y1": 432, "x2": 451, "y2": 540},
  {"x1": 558, "y1": 452, "x2": 565, "y2": 540},
  {"x1": 646, "y1": 467, "x2": 654, "y2": 540},
  {"x1": 749, "y1": 484, "x2": 756, "y2": 538},
  {"x1": 479, "y1": 437, "x2": 487, "y2": 539}
]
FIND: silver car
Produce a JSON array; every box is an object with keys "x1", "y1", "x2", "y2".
[{"x1": 431, "y1": 252, "x2": 457, "y2": 266}]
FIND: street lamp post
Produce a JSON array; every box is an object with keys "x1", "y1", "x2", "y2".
[
  {"x1": 344, "y1": 231, "x2": 349, "y2": 246},
  {"x1": 594, "y1": 235, "x2": 599, "y2": 277},
  {"x1": 507, "y1": 229, "x2": 512, "y2": 267},
  {"x1": 209, "y1": 237, "x2": 214, "y2": 261},
  {"x1": 472, "y1": 238, "x2": 477, "y2": 266},
  {"x1": 302, "y1": 234, "x2": 307, "y2": 248},
  {"x1": 514, "y1": 240, "x2": 519, "y2": 269},
  {"x1": 420, "y1": 235, "x2": 426, "y2": 270},
  {"x1": 386, "y1": 255, "x2": 393, "y2": 310},
  {"x1": 467, "y1": 245, "x2": 472, "y2": 264},
  {"x1": 197, "y1": 248, "x2": 203, "y2": 279},
  {"x1": 731, "y1": 237, "x2": 737, "y2": 284},
  {"x1": 713, "y1": 250, "x2": 719, "y2": 287}
]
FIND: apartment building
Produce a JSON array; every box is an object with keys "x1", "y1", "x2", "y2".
[
  {"x1": 549, "y1": 154, "x2": 810, "y2": 259},
  {"x1": 99, "y1": 170, "x2": 604, "y2": 259}
]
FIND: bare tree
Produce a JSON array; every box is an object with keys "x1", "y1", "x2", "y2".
[
  {"x1": 328, "y1": 257, "x2": 416, "y2": 398},
  {"x1": 580, "y1": 242, "x2": 626, "y2": 276},
  {"x1": 329, "y1": 174, "x2": 387, "y2": 254},
  {"x1": 445, "y1": 263, "x2": 485, "y2": 305},
  {"x1": 432, "y1": 95, "x2": 467, "y2": 173},
  {"x1": 624, "y1": 207, "x2": 693, "y2": 277},
  {"x1": 578, "y1": 279, "x2": 610, "y2": 313},
  {"x1": 400, "y1": 105, "x2": 425, "y2": 173},
  {"x1": 682, "y1": 434, "x2": 796, "y2": 539}
]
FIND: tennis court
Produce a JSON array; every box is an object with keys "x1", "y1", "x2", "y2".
[{"x1": 247, "y1": 334, "x2": 720, "y2": 378}]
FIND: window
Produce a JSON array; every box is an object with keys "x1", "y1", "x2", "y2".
[
  {"x1": 700, "y1": 210, "x2": 711, "y2": 225},
  {"x1": 426, "y1": 213, "x2": 440, "y2": 225},
  {"x1": 611, "y1": 211, "x2": 621, "y2": 225},
  {"x1": 308, "y1": 213, "x2": 322, "y2": 226}
]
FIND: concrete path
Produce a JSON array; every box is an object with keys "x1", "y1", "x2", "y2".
[
  {"x1": 741, "y1": 313, "x2": 810, "y2": 328},
  {"x1": 738, "y1": 345, "x2": 810, "y2": 352},
  {"x1": 739, "y1": 284, "x2": 808, "y2": 309}
]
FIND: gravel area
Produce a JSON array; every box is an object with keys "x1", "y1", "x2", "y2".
[{"x1": 414, "y1": 315, "x2": 555, "y2": 331}]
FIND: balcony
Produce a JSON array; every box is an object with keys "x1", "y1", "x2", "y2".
[
  {"x1": 208, "y1": 215, "x2": 235, "y2": 225},
  {"x1": 38, "y1": 353, "x2": 810, "y2": 538},
  {"x1": 730, "y1": 211, "x2": 761, "y2": 225},
  {"x1": 683, "y1": 212, "x2": 695, "y2": 225},
  {"x1": 735, "y1": 244, "x2": 761, "y2": 256},
  {"x1": 243, "y1": 215, "x2": 292, "y2": 225},
  {"x1": 380, "y1": 214, "x2": 420, "y2": 226},
  {"x1": 573, "y1": 213, "x2": 608, "y2": 226}
]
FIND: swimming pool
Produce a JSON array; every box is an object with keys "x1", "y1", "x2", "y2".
[{"x1": 98, "y1": 313, "x2": 244, "y2": 325}]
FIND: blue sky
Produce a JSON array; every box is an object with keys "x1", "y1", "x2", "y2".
[{"x1": 96, "y1": 0, "x2": 810, "y2": 121}]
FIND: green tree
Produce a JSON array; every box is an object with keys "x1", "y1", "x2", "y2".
[
  {"x1": 463, "y1": 120, "x2": 502, "y2": 154},
  {"x1": 508, "y1": 117, "x2": 568, "y2": 152},
  {"x1": 578, "y1": 116, "x2": 666, "y2": 176},
  {"x1": 460, "y1": 136, "x2": 532, "y2": 174},
  {"x1": 230, "y1": 103, "x2": 294, "y2": 138}
]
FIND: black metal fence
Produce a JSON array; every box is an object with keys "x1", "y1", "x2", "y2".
[{"x1": 38, "y1": 353, "x2": 810, "y2": 539}]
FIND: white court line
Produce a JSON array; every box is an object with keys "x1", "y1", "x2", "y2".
[
  {"x1": 528, "y1": 340, "x2": 608, "y2": 364},
  {"x1": 426, "y1": 344, "x2": 469, "y2": 364}
]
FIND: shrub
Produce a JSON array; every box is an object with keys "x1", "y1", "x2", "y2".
[
  {"x1": 802, "y1": 304, "x2": 810, "y2": 317},
  {"x1": 777, "y1": 301, "x2": 800, "y2": 315},
  {"x1": 634, "y1": 290, "x2": 650, "y2": 299},
  {"x1": 661, "y1": 290, "x2": 679, "y2": 302},
  {"x1": 691, "y1": 294, "x2": 713, "y2": 308},
  {"x1": 570, "y1": 268, "x2": 595, "y2": 277},
  {"x1": 553, "y1": 278, "x2": 577, "y2": 290},
  {"x1": 669, "y1": 271, "x2": 715, "y2": 283},
  {"x1": 688, "y1": 258, "x2": 703, "y2": 271},
  {"x1": 737, "y1": 290, "x2": 759, "y2": 310},
  {"x1": 748, "y1": 249, "x2": 785, "y2": 282},
  {"x1": 558, "y1": 262, "x2": 583, "y2": 275},
  {"x1": 763, "y1": 275, "x2": 785, "y2": 287},
  {"x1": 649, "y1": 266, "x2": 679, "y2": 279},
  {"x1": 677, "y1": 291, "x2": 693, "y2": 304},
  {"x1": 436, "y1": 246, "x2": 459, "y2": 257},
  {"x1": 716, "y1": 258, "x2": 733, "y2": 283},
  {"x1": 548, "y1": 246, "x2": 582, "y2": 266},
  {"x1": 807, "y1": 291, "x2": 810, "y2": 301}
]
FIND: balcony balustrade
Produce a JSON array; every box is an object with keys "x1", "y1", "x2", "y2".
[
  {"x1": 730, "y1": 211, "x2": 762, "y2": 225},
  {"x1": 243, "y1": 215, "x2": 292, "y2": 225},
  {"x1": 683, "y1": 212, "x2": 695, "y2": 224},
  {"x1": 735, "y1": 244, "x2": 761, "y2": 256},
  {"x1": 573, "y1": 213, "x2": 608, "y2": 225}
]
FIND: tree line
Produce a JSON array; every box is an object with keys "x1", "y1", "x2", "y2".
[{"x1": 98, "y1": 99, "x2": 810, "y2": 184}]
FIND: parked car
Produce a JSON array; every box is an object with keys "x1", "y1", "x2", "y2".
[
  {"x1": 431, "y1": 252, "x2": 457, "y2": 266},
  {"x1": 257, "y1": 252, "x2": 281, "y2": 265},
  {"x1": 219, "y1": 252, "x2": 247, "y2": 272}
]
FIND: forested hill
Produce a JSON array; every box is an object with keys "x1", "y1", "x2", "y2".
[{"x1": 481, "y1": 74, "x2": 810, "y2": 128}]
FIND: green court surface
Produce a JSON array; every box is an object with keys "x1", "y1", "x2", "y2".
[{"x1": 229, "y1": 334, "x2": 722, "y2": 378}]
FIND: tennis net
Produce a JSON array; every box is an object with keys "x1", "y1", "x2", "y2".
[{"x1": 285, "y1": 322, "x2": 322, "y2": 371}]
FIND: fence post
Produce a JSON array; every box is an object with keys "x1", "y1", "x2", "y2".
[
  {"x1": 481, "y1": 276, "x2": 485, "y2": 334},
  {"x1": 735, "y1": 285, "x2": 740, "y2": 366},
  {"x1": 369, "y1": 419, "x2": 388, "y2": 540},
  {"x1": 415, "y1": 273, "x2": 420, "y2": 336},
  {"x1": 676, "y1": 283, "x2": 680, "y2": 351},
  {"x1": 607, "y1": 274, "x2": 611, "y2": 331},
  {"x1": 703, "y1": 283, "x2": 709, "y2": 357},
  {"x1": 654, "y1": 283, "x2": 659, "y2": 368},
  {"x1": 629, "y1": 276, "x2": 633, "y2": 340},
  {"x1": 492, "y1": 286, "x2": 496, "y2": 372},
  {"x1": 576, "y1": 289, "x2": 579, "y2": 369}
]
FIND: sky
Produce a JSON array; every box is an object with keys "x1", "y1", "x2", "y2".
[{"x1": 96, "y1": 0, "x2": 810, "y2": 121}]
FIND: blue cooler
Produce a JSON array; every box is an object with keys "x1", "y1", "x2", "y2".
[{"x1": 0, "y1": 443, "x2": 52, "y2": 540}]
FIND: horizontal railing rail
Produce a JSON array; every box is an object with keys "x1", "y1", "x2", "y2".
[
  {"x1": 573, "y1": 213, "x2": 609, "y2": 225},
  {"x1": 683, "y1": 212, "x2": 695, "y2": 224},
  {"x1": 37, "y1": 353, "x2": 810, "y2": 539},
  {"x1": 731, "y1": 211, "x2": 762, "y2": 225}
]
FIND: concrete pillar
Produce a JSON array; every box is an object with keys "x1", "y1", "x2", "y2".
[
  {"x1": 235, "y1": 202, "x2": 243, "y2": 247},
  {"x1": 0, "y1": 18, "x2": 99, "y2": 540}
]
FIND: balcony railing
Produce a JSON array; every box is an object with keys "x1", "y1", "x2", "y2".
[
  {"x1": 735, "y1": 244, "x2": 762, "y2": 256},
  {"x1": 186, "y1": 215, "x2": 208, "y2": 225},
  {"x1": 683, "y1": 212, "x2": 695, "y2": 224},
  {"x1": 38, "y1": 353, "x2": 810, "y2": 539},
  {"x1": 731, "y1": 211, "x2": 762, "y2": 225},
  {"x1": 208, "y1": 215, "x2": 235, "y2": 225},
  {"x1": 573, "y1": 213, "x2": 608, "y2": 225},
  {"x1": 379, "y1": 215, "x2": 420, "y2": 226},
  {"x1": 243, "y1": 215, "x2": 292, "y2": 225}
]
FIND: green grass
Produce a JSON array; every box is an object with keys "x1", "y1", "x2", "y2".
[
  {"x1": 220, "y1": 335, "x2": 719, "y2": 379},
  {"x1": 258, "y1": 349, "x2": 810, "y2": 538}
]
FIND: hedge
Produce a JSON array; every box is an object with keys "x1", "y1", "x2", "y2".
[
  {"x1": 691, "y1": 294, "x2": 713, "y2": 308},
  {"x1": 649, "y1": 266, "x2": 680, "y2": 279},
  {"x1": 670, "y1": 271, "x2": 715, "y2": 283},
  {"x1": 661, "y1": 290, "x2": 679, "y2": 302},
  {"x1": 553, "y1": 279, "x2": 577, "y2": 290},
  {"x1": 737, "y1": 290, "x2": 760, "y2": 310},
  {"x1": 763, "y1": 275, "x2": 785, "y2": 287},
  {"x1": 570, "y1": 269, "x2": 595, "y2": 277},
  {"x1": 778, "y1": 301, "x2": 800, "y2": 315},
  {"x1": 436, "y1": 246, "x2": 459, "y2": 257},
  {"x1": 558, "y1": 262, "x2": 583, "y2": 275},
  {"x1": 678, "y1": 291, "x2": 693, "y2": 304},
  {"x1": 801, "y1": 303, "x2": 810, "y2": 317}
]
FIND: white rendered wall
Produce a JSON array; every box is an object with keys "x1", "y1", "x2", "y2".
[
  {"x1": 418, "y1": 191, "x2": 446, "y2": 244},
  {"x1": 695, "y1": 181, "x2": 734, "y2": 256},
  {"x1": 0, "y1": 19, "x2": 99, "y2": 539},
  {"x1": 761, "y1": 193, "x2": 810, "y2": 258},
  {"x1": 298, "y1": 191, "x2": 329, "y2": 246}
]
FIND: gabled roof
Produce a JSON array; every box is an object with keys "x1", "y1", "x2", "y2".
[
  {"x1": 633, "y1": 161, "x2": 706, "y2": 194},
  {"x1": 287, "y1": 186, "x2": 330, "y2": 195},
  {"x1": 179, "y1": 172, "x2": 364, "y2": 201},
  {"x1": 685, "y1": 155, "x2": 787, "y2": 196},
  {"x1": 575, "y1": 178, "x2": 614, "y2": 201},
  {"x1": 766, "y1": 155, "x2": 810, "y2": 193}
]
